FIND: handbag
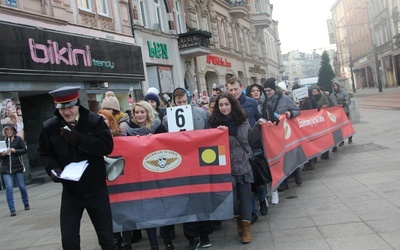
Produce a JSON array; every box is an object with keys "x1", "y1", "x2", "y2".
[
  {"x1": 248, "y1": 149, "x2": 272, "y2": 185},
  {"x1": 234, "y1": 137, "x2": 272, "y2": 185}
]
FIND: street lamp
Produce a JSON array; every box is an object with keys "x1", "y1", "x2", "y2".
[{"x1": 349, "y1": 58, "x2": 356, "y2": 93}]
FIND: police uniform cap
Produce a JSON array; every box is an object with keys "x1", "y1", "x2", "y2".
[{"x1": 49, "y1": 86, "x2": 81, "y2": 109}]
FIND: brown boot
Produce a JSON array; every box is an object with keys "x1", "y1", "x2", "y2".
[
  {"x1": 241, "y1": 220, "x2": 252, "y2": 244},
  {"x1": 235, "y1": 216, "x2": 243, "y2": 236}
]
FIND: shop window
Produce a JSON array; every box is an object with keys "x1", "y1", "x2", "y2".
[
  {"x1": 6, "y1": 0, "x2": 17, "y2": 7},
  {"x1": 96, "y1": 0, "x2": 109, "y2": 16}
]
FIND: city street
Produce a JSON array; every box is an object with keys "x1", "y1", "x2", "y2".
[{"x1": 1, "y1": 87, "x2": 400, "y2": 250}]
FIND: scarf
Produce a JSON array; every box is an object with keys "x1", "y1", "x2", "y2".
[
  {"x1": 313, "y1": 93, "x2": 321, "y2": 102},
  {"x1": 220, "y1": 115, "x2": 239, "y2": 136}
]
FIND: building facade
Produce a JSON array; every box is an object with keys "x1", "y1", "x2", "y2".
[
  {"x1": 180, "y1": 0, "x2": 283, "y2": 100},
  {"x1": 0, "y1": 0, "x2": 145, "y2": 179}
]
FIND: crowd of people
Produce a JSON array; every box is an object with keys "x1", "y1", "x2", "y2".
[{"x1": 33, "y1": 78, "x2": 352, "y2": 250}]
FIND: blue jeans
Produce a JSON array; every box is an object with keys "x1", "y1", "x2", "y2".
[
  {"x1": 2, "y1": 173, "x2": 29, "y2": 212},
  {"x1": 251, "y1": 184, "x2": 267, "y2": 214}
]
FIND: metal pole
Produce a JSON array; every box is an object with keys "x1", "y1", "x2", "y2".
[{"x1": 349, "y1": 58, "x2": 356, "y2": 93}]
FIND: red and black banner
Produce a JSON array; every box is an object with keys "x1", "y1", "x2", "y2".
[
  {"x1": 262, "y1": 107, "x2": 356, "y2": 191},
  {"x1": 107, "y1": 129, "x2": 233, "y2": 231}
]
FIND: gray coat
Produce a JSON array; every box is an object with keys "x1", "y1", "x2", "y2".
[
  {"x1": 163, "y1": 105, "x2": 209, "y2": 131},
  {"x1": 229, "y1": 120, "x2": 261, "y2": 179},
  {"x1": 266, "y1": 93, "x2": 301, "y2": 118},
  {"x1": 330, "y1": 82, "x2": 351, "y2": 114}
]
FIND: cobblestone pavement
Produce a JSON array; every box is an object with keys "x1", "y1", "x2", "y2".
[{"x1": 1, "y1": 86, "x2": 400, "y2": 249}]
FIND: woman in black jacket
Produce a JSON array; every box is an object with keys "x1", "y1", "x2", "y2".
[{"x1": 0, "y1": 123, "x2": 29, "y2": 216}]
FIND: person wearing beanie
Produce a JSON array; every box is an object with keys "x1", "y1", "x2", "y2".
[
  {"x1": 38, "y1": 86, "x2": 116, "y2": 249},
  {"x1": 101, "y1": 91, "x2": 130, "y2": 136},
  {"x1": 262, "y1": 78, "x2": 302, "y2": 192},
  {"x1": 144, "y1": 92, "x2": 166, "y2": 120},
  {"x1": 1, "y1": 123, "x2": 29, "y2": 217},
  {"x1": 263, "y1": 78, "x2": 277, "y2": 92}
]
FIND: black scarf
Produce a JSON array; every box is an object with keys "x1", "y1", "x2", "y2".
[
  {"x1": 221, "y1": 115, "x2": 239, "y2": 136},
  {"x1": 313, "y1": 93, "x2": 321, "y2": 102},
  {"x1": 211, "y1": 115, "x2": 239, "y2": 136}
]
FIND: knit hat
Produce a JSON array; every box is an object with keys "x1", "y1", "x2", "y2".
[
  {"x1": 263, "y1": 78, "x2": 276, "y2": 90},
  {"x1": 101, "y1": 91, "x2": 120, "y2": 111},
  {"x1": 147, "y1": 87, "x2": 160, "y2": 95},
  {"x1": 144, "y1": 92, "x2": 160, "y2": 107}
]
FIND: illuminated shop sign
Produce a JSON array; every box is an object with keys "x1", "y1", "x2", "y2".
[
  {"x1": 0, "y1": 22, "x2": 144, "y2": 79},
  {"x1": 206, "y1": 55, "x2": 232, "y2": 68}
]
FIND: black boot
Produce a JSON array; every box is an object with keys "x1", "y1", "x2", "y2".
[{"x1": 259, "y1": 200, "x2": 268, "y2": 216}]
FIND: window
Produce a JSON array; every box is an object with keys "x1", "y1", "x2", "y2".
[
  {"x1": 254, "y1": 0, "x2": 261, "y2": 13},
  {"x1": 96, "y1": 0, "x2": 109, "y2": 15},
  {"x1": 232, "y1": 25, "x2": 239, "y2": 50},
  {"x1": 154, "y1": 0, "x2": 164, "y2": 31},
  {"x1": 138, "y1": 0, "x2": 148, "y2": 28},
  {"x1": 78, "y1": 0, "x2": 91, "y2": 10},
  {"x1": 175, "y1": 0, "x2": 185, "y2": 33},
  {"x1": 6, "y1": 0, "x2": 17, "y2": 7},
  {"x1": 219, "y1": 19, "x2": 227, "y2": 47}
]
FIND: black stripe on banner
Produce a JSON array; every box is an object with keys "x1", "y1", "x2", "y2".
[
  {"x1": 111, "y1": 191, "x2": 233, "y2": 231},
  {"x1": 107, "y1": 173, "x2": 232, "y2": 194}
]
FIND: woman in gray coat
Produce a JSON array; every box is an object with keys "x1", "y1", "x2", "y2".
[{"x1": 209, "y1": 93, "x2": 265, "y2": 245}]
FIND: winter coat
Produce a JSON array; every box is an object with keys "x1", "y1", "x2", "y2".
[
  {"x1": 238, "y1": 93, "x2": 261, "y2": 127},
  {"x1": 330, "y1": 82, "x2": 351, "y2": 114},
  {"x1": 163, "y1": 88, "x2": 210, "y2": 130},
  {"x1": 38, "y1": 106, "x2": 113, "y2": 194},
  {"x1": 314, "y1": 94, "x2": 330, "y2": 109},
  {"x1": 228, "y1": 120, "x2": 260, "y2": 179},
  {"x1": 266, "y1": 93, "x2": 301, "y2": 118},
  {"x1": 0, "y1": 135, "x2": 27, "y2": 174}
]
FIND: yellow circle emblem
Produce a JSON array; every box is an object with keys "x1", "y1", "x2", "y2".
[{"x1": 202, "y1": 149, "x2": 217, "y2": 164}]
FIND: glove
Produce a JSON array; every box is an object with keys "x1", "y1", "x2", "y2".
[
  {"x1": 50, "y1": 168, "x2": 62, "y2": 183},
  {"x1": 60, "y1": 125, "x2": 81, "y2": 145}
]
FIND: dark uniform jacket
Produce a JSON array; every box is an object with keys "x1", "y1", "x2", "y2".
[{"x1": 38, "y1": 106, "x2": 113, "y2": 194}]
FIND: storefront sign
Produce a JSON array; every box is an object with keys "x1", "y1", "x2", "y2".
[
  {"x1": 0, "y1": 22, "x2": 144, "y2": 80},
  {"x1": 147, "y1": 41, "x2": 169, "y2": 59},
  {"x1": 206, "y1": 55, "x2": 232, "y2": 67},
  {"x1": 249, "y1": 64, "x2": 266, "y2": 74}
]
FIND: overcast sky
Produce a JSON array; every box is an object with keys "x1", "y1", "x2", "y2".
[{"x1": 270, "y1": 0, "x2": 337, "y2": 54}]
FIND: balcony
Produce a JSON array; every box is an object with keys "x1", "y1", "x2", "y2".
[
  {"x1": 178, "y1": 30, "x2": 212, "y2": 58},
  {"x1": 226, "y1": 0, "x2": 248, "y2": 19},
  {"x1": 251, "y1": 12, "x2": 272, "y2": 29}
]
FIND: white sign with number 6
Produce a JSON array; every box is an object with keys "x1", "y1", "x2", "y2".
[{"x1": 166, "y1": 105, "x2": 194, "y2": 132}]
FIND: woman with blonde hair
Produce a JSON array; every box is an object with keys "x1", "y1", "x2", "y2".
[
  {"x1": 98, "y1": 109, "x2": 123, "y2": 136},
  {"x1": 123, "y1": 100, "x2": 166, "y2": 249},
  {"x1": 127, "y1": 101, "x2": 165, "y2": 135}
]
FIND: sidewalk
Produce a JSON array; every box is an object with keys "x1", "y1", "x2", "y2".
[{"x1": 1, "y1": 87, "x2": 400, "y2": 249}]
